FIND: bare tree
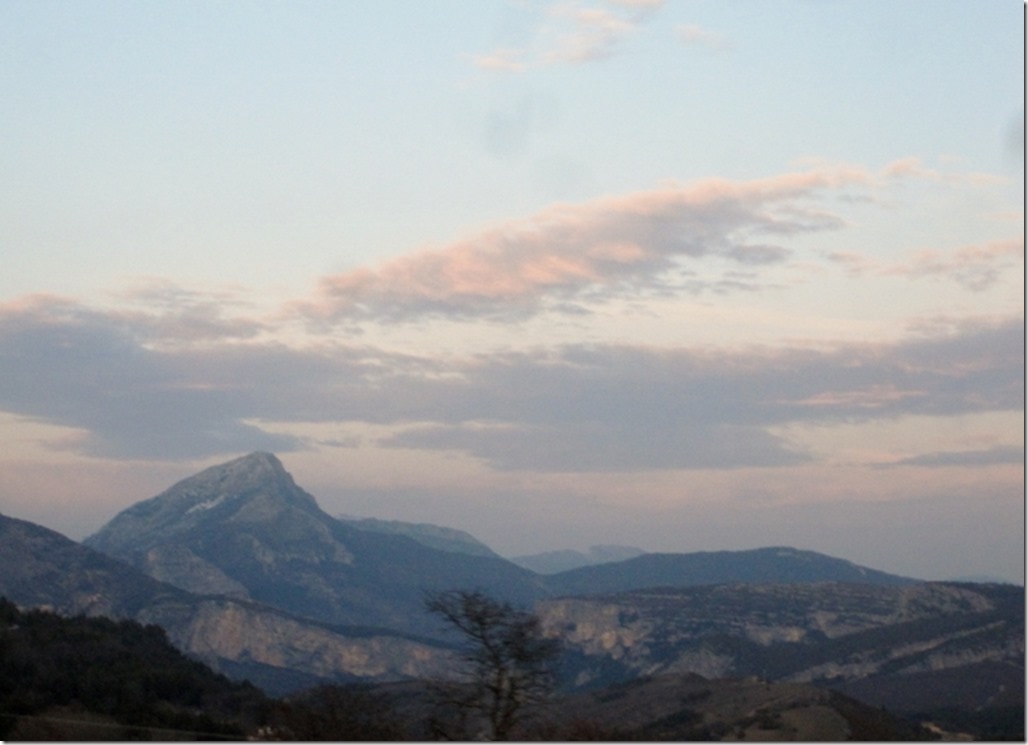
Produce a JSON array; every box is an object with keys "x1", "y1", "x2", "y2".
[{"x1": 424, "y1": 589, "x2": 560, "y2": 740}]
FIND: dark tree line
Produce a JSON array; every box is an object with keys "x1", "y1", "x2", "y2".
[
  {"x1": 0, "y1": 597, "x2": 263, "y2": 739},
  {"x1": 0, "y1": 592, "x2": 604, "y2": 741}
]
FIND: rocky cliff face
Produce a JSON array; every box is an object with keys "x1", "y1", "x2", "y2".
[
  {"x1": 539, "y1": 581, "x2": 1024, "y2": 695},
  {"x1": 139, "y1": 598, "x2": 452, "y2": 686},
  {"x1": 84, "y1": 452, "x2": 325, "y2": 559},
  {"x1": 0, "y1": 513, "x2": 455, "y2": 694}
]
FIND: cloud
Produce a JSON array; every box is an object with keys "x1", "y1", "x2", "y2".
[
  {"x1": 299, "y1": 167, "x2": 868, "y2": 323},
  {"x1": 541, "y1": 4, "x2": 638, "y2": 65},
  {"x1": 472, "y1": 47, "x2": 529, "y2": 73},
  {"x1": 675, "y1": 23, "x2": 732, "y2": 51},
  {"x1": 0, "y1": 285, "x2": 1019, "y2": 470},
  {"x1": 830, "y1": 237, "x2": 1024, "y2": 292},
  {"x1": 370, "y1": 317, "x2": 1023, "y2": 470},
  {"x1": 472, "y1": 0, "x2": 663, "y2": 72},
  {"x1": 383, "y1": 420, "x2": 809, "y2": 471},
  {"x1": 0, "y1": 297, "x2": 301, "y2": 459},
  {"x1": 873, "y1": 445, "x2": 1024, "y2": 469}
]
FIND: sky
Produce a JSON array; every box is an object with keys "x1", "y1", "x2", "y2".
[{"x1": 0, "y1": 0, "x2": 1023, "y2": 583}]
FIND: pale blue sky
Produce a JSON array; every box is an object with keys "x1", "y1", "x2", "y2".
[{"x1": 0, "y1": 0, "x2": 1023, "y2": 582}]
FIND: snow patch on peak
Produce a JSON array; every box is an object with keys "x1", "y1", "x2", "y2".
[{"x1": 185, "y1": 494, "x2": 230, "y2": 514}]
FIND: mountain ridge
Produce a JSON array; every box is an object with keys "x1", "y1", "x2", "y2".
[
  {"x1": 12, "y1": 449, "x2": 1018, "y2": 726},
  {"x1": 511, "y1": 544, "x2": 647, "y2": 574},
  {"x1": 546, "y1": 546, "x2": 916, "y2": 596}
]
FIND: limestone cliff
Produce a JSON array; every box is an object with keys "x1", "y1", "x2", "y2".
[
  {"x1": 539, "y1": 581, "x2": 1024, "y2": 692},
  {"x1": 139, "y1": 598, "x2": 452, "y2": 683}
]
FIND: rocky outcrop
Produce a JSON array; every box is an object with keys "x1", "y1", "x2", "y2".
[
  {"x1": 142, "y1": 544, "x2": 251, "y2": 599},
  {"x1": 539, "y1": 582, "x2": 1024, "y2": 691},
  {"x1": 0, "y1": 513, "x2": 455, "y2": 693},
  {"x1": 139, "y1": 598, "x2": 452, "y2": 682}
]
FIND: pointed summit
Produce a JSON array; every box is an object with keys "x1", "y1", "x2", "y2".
[
  {"x1": 84, "y1": 452, "x2": 320, "y2": 559},
  {"x1": 82, "y1": 453, "x2": 542, "y2": 634}
]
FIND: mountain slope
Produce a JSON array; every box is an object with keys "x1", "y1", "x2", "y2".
[
  {"x1": 0, "y1": 512, "x2": 191, "y2": 618},
  {"x1": 0, "y1": 598, "x2": 264, "y2": 740},
  {"x1": 0, "y1": 513, "x2": 454, "y2": 693},
  {"x1": 547, "y1": 546, "x2": 915, "y2": 596},
  {"x1": 338, "y1": 515, "x2": 501, "y2": 558},
  {"x1": 84, "y1": 452, "x2": 547, "y2": 635}
]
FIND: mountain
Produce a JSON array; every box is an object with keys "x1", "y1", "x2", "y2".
[
  {"x1": 58, "y1": 450, "x2": 1021, "y2": 732},
  {"x1": 511, "y1": 545, "x2": 646, "y2": 574},
  {"x1": 538, "y1": 580, "x2": 1024, "y2": 737},
  {"x1": 0, "y1": 513, "x2": 454, "y2": 694},
  {"x1": 0, "y1": 512, "x2": 191, "y2": 618},
  {"x1": 338, "y1": 515, "x2": 501, "y2": 558},
  {"x1": 84, "y1": 452, "x2": 546, "y2": 635},
  {"x1": 546, "y1": 546, "x2": 915, "y2": 596}
]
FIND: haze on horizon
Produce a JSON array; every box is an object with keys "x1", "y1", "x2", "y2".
[{"x1": 0, "y1": 0, "x2": 1023, "y2": 584}]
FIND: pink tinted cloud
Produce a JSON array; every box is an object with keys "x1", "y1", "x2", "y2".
[
  {"x1": 543, "y1": 5, "x2": 636, "y2": 64},
  {"x1": 471, "y1": 48, "x2": 528, "y2": 72},
  {"x1": 300, "y1": 167, "x2": 869, "y2": 322}
]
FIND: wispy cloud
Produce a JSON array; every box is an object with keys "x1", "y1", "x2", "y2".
[
  {"x1": 873, "y1": 445, "x2": 1024, "y2": 469},
  {"x1": 472, "y1": 47, "x2": 529, "y2": 73},
  {"x1": 830, "y1": 237, "x2": 1024, "y2": 292},
  {"x1": 675, "y1": 23, "x2": 732, "y2": 51},
  {"x1": 472, "y1": 0, "x2": 663, "y2": 72},
  {"x1": 298, "y1": 166, "x2": 868, "y2": 323}
]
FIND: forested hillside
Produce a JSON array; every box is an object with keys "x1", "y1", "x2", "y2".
[{"x1": 0, "y1": 597, "x2": 266, "y2": 740}]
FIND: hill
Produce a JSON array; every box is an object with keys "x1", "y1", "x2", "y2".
[
  {"x1": 346, "y1": 673, "x2": 926, "y2": 741},
  {"x1": 511, "y1": 544, "x2": 646, "y2": 574},
  {"x1": 546, "y1": 546, "x2": 914, "y2": 595},
  {"x1": 0, "y1": 598, "x2": 265, "y2": 740}
]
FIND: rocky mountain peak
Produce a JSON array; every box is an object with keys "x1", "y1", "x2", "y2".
[{"x1": 84, "y1": 452, "x2": 320, "y2": 557}]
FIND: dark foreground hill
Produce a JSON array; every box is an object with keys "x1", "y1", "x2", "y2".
[
  {"x1": 0, "y1": 598, "x2": 266, "y2": 740},
  {"x1": 330, "y1": 674, "x2": 928, "y2": 741}
]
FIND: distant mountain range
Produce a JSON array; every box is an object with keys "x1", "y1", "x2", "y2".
[
  {"x1": 336, "y1": 514, "x2": 501, "y2": 558},
  {"x1": 511, "y1": 544, "x2": 646, "y2": 574},
  {"x1": 1, "y1": 451, "x2": 1022, "y2": 736}
]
